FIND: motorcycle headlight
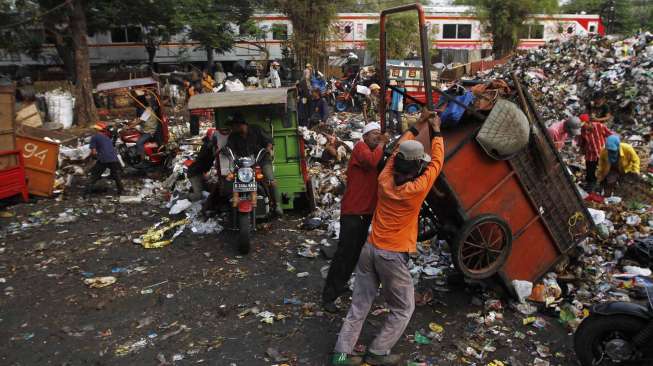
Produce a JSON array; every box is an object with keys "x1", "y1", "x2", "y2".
[{"x1": 237, "y1": 168, "x2": 254, "y2": 183}]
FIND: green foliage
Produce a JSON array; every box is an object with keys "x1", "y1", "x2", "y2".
[
  {"x1": 563, "y1": 0, "x2": 653, "y2": 34},
  {"x1": 456, "y1": 0, "x2": 557, "y2": 58},
  {"x1": 111, "y1": 0, "x2": 181, "y2": 53},
  {"x1": 366, "y1": 13, "x2": 420, "y2": 62},
  {"x1": 176, "y1": 0, "x2": 254, "y2": 53},
  {"x1": 268, "y1": 0, "x2": 345, "y2": 69},
  {"x1": 340, "y1": 0, "x2": 428, "y2": 12}
]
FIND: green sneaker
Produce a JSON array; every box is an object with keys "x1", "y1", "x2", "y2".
[
  {"x1": 331, "y1": 352, "x2": 363, "y2": 365},
  {"x1": 365, "y1": 353, "x2": 401, "y2": 366}
]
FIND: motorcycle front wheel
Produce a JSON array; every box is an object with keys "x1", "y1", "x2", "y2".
[
  {"x1": 574, "y1": 314, "x2": 650, "y2": 366},
  {"x1": 237, "y1": 212, "x2": 251, "y2": 254}
]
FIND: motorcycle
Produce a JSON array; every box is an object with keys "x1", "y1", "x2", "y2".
[
  {"x1": 574, "y1": 279, "x2": 653, "y2": 365},
  {"x1": 110, "y1": 121, "x2": 176, "y2": 171},
  {"x1": 222, "y1": 147, "x2": 272, "y2": 254}
]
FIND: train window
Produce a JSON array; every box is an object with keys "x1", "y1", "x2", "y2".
[
  {"x1": 588, "y1": 24, "x2": 597, "y2": 33},
  {"x1": 344, "y1": 25, "x2": 352, "y2": 34},
  {"x1": 519, "y1": 24, "x2": 544, "y2": 39},
  {"x1": 126, "y1": 27, "x2": 143, "y2": 43},
  {"x1": 443, "y1": 24, "x2": 471, "y2": 39},
  {"x1": 366, "y1": 24, "x2": 378, "y2": 39},
  {"x1": 111, "y1": 28, "x2": 127, "y2": 43},
  {"x1": 272, "y1": 24, "x2": 288, "y2": 41},
  {"x1": 457, "y1": 24, "x2": 471, "y2": 39},
  {"x1": 531, "y1": 24, "x2": 544, "y2": 39},
  {"x1": 111, "y1": 27, "x2": 142, "y2": 43},
  {"x1": 442, "y1": 24, "x2": 457, "y2": 39}
]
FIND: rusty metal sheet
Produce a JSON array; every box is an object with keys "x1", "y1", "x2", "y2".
[
  {"x1": 0, "y1": 85, "x2": 15, "y2": 132},
  {"x1": 96, "y1": 77, "x2": 158, "y2": 92},
  {"x1": 188, "y1": 88, "x2": 292, "y2": 110},
  {"x1": 0, "y1": 130, "x2": 17, "y2": 169},
  {"x1": 16, "y1": 135, "x2": 59, "y2": 197}
]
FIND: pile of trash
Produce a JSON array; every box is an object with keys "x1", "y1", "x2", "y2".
[{"x1": 484, "y1": 33, "x2": 653, "y2": 126}]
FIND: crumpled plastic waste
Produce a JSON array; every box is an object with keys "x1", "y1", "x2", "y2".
[
  {"x1": 169, "y1": 199, "x2": 193, "y2": 215},
  {"x1": 83, "y1": 276, "x2": 117, "y2": 288},
  {"x1": 139, "y1": 218, "x2": 189, "y2": 249}
]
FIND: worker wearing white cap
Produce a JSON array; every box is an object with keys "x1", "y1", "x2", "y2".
[
  {"x1": 269, "y1": 61, "x2": 281, "y2": 88},
  {"x1": 323, "y1": 121, "x2": 387, "y2": 317},
  {"x1": 364, "y1": 83, "x2": 382, "y2": 123}
]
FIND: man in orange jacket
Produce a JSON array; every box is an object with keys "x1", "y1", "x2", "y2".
[{"x1": 332, "y1": 109, "x2": 445, "y2": 366}]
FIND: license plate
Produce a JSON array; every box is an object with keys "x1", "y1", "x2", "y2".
[{"x1": 234, "y1": 182, "x2": 257, "y2": 192}]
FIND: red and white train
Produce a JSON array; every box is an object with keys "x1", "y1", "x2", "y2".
[{"x1": 0, "y1": 6, "x2": 603, "y2": 67}]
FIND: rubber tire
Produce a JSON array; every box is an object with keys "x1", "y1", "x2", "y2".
[
  {"x1": 574, "y1": 314, "x2": 648, "y2": 366},
  {"x1": 452, "y1": 214, "x2": 512, "y2": 280},
  {"x1": 238, "y1": 212, "x2": 251, "y2": 254}
]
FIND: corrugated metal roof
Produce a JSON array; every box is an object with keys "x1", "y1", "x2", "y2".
[
  {"x1": 187, "y1": 88, "x2": 291, "y2": 109},
  {"x1": 96, "y1": 77, "x2": 158, "y2": 92}
]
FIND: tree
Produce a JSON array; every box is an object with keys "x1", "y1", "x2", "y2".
[
  {"x1": 563, "y1": 0, "x2": 653, "y2": 35},
  {"x1": 111, "y1": 0, "x2": 181, "y2": 71},
  {"x1": 0, "y1": 0, "x2": 103, "y2": 126},
  {"x1": 177, "y1": 0, "x2": 254, "y2": 70},
  {"x1": 69, "y1": 0, "x2": 97, "y2": 127},
  {"x1": 267, "y1": 0, "x2": 347, "y2": 73},
  {"x1": 456, "y1": 0, "x2": 558, "y2": 58},
  {"x1": 365, "y1": 13, "x2": 419, "y2": 62},
  {"x1": 0, "y1": 0, "x2": 113, "y2": 82}
]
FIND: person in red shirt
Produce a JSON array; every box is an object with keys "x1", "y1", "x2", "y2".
[
  {"x1": 322, "y1": 122, "x2": 386, "y2": 314},
  {"x1": 577, "y1": 113, "x2": 613, "y2": 191},
  {"x1": 332, "y1": 110, "x2": 444, "y2": 366}
]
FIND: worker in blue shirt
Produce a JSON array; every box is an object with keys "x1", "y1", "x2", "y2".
[
  {"x1": 388, "y1": 78, "x2": 406, "y2": 135},
  {"x1": 86, "y1": 122, "x2": 124, "y2": 195}
]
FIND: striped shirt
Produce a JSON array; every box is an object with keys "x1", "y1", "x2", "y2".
[{"x1": 577, "y1": 122, "x2": 613, "y2": 162}]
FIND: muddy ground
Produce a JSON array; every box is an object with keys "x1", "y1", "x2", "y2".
[{"x1": 0, "y1": 176, "x2": 578, "y2": 366}]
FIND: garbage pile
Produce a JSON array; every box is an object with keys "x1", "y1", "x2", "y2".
[{"x1": 484, "y1": 34, "x2": 653, "y2": 126}]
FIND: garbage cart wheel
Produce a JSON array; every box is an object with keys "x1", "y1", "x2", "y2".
[
  {"x1": 238, "y1": 213, "x2": 251, "y2": 254},
  {"x1": 453, "y1": 214, "x2": 512, "y2": 280}
]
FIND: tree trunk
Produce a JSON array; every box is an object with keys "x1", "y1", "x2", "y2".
[
  {"x1": 205, "y1": 47, "x2": 214, "y2": 71},
  {"x1": 46, "y1": 28, "x2": 76, "y2": 83},
  {"x1": 70, "y1": 0, "x2": 97, "y2": 127},
  {"x1": 145, "y1": 40, "x2": 157, "y2": 72},
  {"x1": 492, "y1": 34, "x2": 514, "y2": 59}
]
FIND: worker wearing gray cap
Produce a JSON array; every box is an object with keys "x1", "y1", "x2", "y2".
[{"x1": 546, "y1": 116, "x2": 582, "y2": 150}]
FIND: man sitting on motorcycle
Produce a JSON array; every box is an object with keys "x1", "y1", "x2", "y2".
[
  {"x1": 226, "y1": 113, "x2": 283, "y2": 216},
  {"x1": 128, "y1": 97, "x2": 159, "y2": 164}
]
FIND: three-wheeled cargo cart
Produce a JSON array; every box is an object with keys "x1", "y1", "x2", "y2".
[{"x1": 187, "y1": 87, "x2": 314, "y2": 211}]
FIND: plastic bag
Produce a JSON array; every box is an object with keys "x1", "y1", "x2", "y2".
[{"x1": 440, "y1": 91, "x2": 474, "y2": 127}]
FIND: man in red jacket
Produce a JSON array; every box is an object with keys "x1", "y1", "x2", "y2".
[{"x1": 322, "y1": 122, "x2": 386, "y2": 314}]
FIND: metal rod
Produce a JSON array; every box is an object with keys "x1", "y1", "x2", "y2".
[{"x1": 379, "y1": 3, "x2": 429, "y2": 133}]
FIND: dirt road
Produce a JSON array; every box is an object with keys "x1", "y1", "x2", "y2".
[{"x1": 0, "y1": 179, "x2": 577, "y2": 365}]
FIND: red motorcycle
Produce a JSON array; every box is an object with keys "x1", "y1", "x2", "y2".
[{"x1": 111, "y1": 117, "x2": 175, "y2": 170}]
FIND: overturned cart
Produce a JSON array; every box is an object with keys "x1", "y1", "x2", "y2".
[
  {"x1": 376, "y1": 4, "x2": 592, "y2": 289},
  {"x1": 417, "y1": 90, "x2": 593, "y2": 288}
]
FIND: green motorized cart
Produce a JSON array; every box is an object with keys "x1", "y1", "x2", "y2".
[{"x1": 187, "y1": 87, "x2": 314, "y2": 211}]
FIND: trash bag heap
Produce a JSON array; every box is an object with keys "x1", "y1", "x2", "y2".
[{"x1": 483, "y1": 34, "x2": 653, "y2": 127}]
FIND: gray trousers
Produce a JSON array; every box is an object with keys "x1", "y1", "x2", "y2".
[{"x1": 334, "y1": 242, "x2": 415, "y2": 355}]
